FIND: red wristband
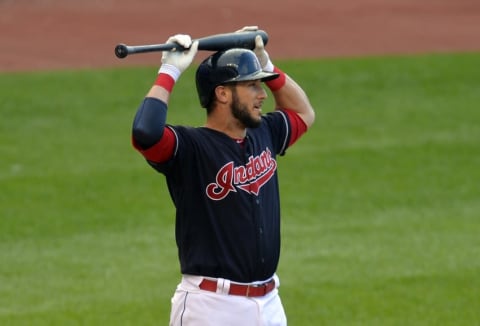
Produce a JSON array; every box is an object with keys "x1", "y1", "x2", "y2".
[
  {"x1": 154, "y1": 73, "x2": 175, "y2": 93},
  {"x1": 265, "y1": 66, "x2": 286, "y2": 91}
]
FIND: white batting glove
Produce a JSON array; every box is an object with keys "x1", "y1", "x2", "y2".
[
  {"x1": 160, "y1": 34, "x2": 199, "y2": 80},
  {"x1": 253, "y1": 35, "x2": 274, "y2": 72},
  {"x1": 235, "y1": 26, "x2": 274, "y2": 72}
]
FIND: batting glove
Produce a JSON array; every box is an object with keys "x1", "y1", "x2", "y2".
[
  {"x1": 253, "y1": 35, "x2": 274, "y2": 72},
  {"x1": 160, "y1": 34, "x2": 199, "y2": 80},
  {"x1": 235, "y1": 26, "x2": 274, "y2": 72}
]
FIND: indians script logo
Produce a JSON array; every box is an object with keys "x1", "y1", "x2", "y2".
[{"x1": 206, "y1": 148, "x2": 277, "y2": 200}]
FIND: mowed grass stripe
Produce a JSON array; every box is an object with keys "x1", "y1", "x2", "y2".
[{"x1": 1, "y1": 52, "x2": 479, "y2": 325}]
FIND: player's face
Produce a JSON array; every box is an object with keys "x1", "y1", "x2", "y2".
[{"x1": 230, "y1": 80, "x2": 267, "y2": 129}]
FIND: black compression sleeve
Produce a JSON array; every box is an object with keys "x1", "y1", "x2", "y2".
[{"x1": 132, "y1": 97, "x2": 167, "y2": 150}]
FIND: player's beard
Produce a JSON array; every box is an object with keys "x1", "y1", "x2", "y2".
[{"x1": 230, "y1": 87, "x2": 262, "y2": 129}]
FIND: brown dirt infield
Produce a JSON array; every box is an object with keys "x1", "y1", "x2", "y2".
[{"x1": 0, "y1": 0, "x2": 479, "y2": 72}]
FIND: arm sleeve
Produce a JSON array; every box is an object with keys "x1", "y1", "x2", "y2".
[
  {"x1": 132, "y1": 97, "x2": 167, "y2": 149},
  {"x1": 131, "y1": 97, "x2": 176, "y2": 163}
]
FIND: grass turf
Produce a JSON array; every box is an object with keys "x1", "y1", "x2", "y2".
[{"x1": 1, "y1": 52, "x2": 479, "y2": 325}]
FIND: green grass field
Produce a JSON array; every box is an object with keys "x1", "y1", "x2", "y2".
[{"x1": 1, "y1": 52, "x2": 479, "y2": 325}]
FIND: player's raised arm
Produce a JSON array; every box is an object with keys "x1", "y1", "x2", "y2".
[
  {"x1": 145, "y1": 34, "x2": 199, "y2": 103},
  {"x1": 131, "y1": 35, "x2": 198, "y2": 152},
  {"x1": 251, "y1": 33, "x2": 315, "y2": 129}
]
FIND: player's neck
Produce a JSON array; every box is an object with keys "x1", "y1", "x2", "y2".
[
  {"x1": 204, "y1": 116, "x2": 247, "y2": 140},
  {"x1": 205, "y1": 121, "x2": 247, "y2": 139}
]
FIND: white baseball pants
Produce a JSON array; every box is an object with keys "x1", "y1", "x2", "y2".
[{"x1": 169, "y1": 274, "x2": 287, "y2": 326}]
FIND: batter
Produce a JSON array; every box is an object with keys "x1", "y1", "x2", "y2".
[{"x1": 131, "y1": 26, "x2": 315, "y2": 325}]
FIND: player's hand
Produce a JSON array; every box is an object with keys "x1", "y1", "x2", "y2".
[
  {"x1": 161, "y1": 34, "x2": 199, "y2": 73},
  {"x1": 253, "y1": 35, "x2": 273, "y2": 72},
  {"x1": 236, "y1": 26, "x2": 273, "y2": 72}
]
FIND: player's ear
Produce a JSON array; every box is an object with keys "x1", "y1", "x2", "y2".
[{"x1": 214, "y1": 85, "x2": 231, "y2": 105}]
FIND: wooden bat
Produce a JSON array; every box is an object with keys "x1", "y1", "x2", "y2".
[{"x1": 114, "y1": 30, "x2": 268, "y2": 59}]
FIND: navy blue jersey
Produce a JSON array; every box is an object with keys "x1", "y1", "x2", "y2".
[{"x1": 148, "y1": 110, "x2": 291, "y2": 283}]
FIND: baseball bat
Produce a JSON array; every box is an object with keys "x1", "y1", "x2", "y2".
[{"x1": 114, "y1": 30, "x2": 268, "y2": 59}]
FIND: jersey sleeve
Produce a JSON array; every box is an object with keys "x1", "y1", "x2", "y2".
[
  {"x1": 132, "y1": 126, "x2": 177, "y2": 163},
  {"x1": 144, "y1": 125, "x2": 195, "y2": 175},
  {"x1": 262, "y1": 109, "x2": 308, "y2": 155},
  {"x1": 282, "y1": 108, "x2": 308, "y2": 146}
]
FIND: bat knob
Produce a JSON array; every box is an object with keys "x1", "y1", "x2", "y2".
[{"x1": 115, "y1": 44, "x2": 129, "y2": 59}]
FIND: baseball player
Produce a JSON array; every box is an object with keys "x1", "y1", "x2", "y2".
[{"x1": 131, "y1": 26, "x2": 315, "y2": 325}]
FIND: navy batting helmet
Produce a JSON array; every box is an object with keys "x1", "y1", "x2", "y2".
[{"x1": 195, "y1": 48, "x2": 279, "y2": 108}]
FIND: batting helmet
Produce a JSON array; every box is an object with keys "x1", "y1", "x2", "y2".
[{"x1": 195, "y1": 48, "x2": 279, "y2": 108}]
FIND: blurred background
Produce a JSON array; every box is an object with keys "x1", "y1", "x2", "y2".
[
  {"x1": 1, "y1": 1, "x2": 479, "y2": 325},
  {"x1": 1, "y1": 0, "x2": 479, "y2": 71}
]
